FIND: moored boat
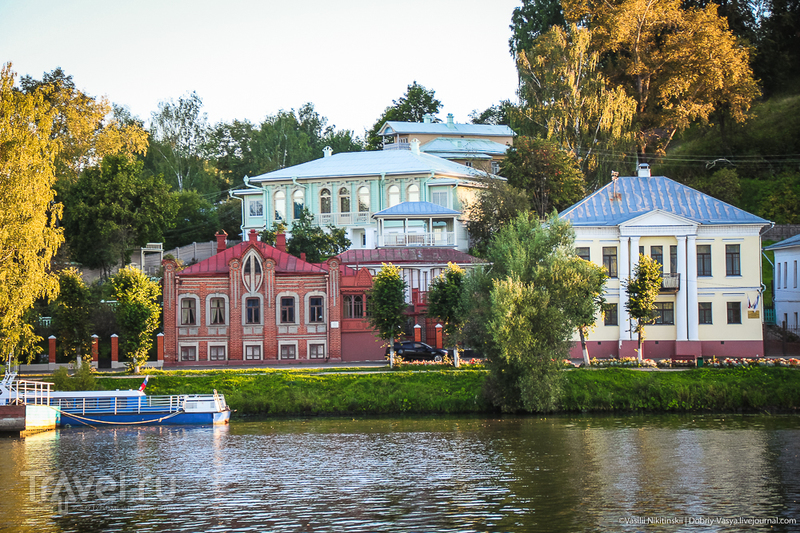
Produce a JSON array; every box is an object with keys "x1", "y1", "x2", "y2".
[{"x1": 1, "y1": 371, "x2": 230, "y2": 428}]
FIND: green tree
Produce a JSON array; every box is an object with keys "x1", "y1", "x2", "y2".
[
  {"x1": 0, "y1": 64, "x2": 63, "y2": 362},
  {"x1": 51, "y1": 268, "x2": 93, "y2": 364},
  {"x1": 365, "y1": 82, "x2": 443, "y2": 150},
  {"x1": 502, "y1": 136, "x2": 587, "y2": 218},
  {"x1": 515, "y1": 24, "x2": 636, "y2": 185},
  {"x1": 464, "y1": 176, "x2": 531, "y2": 258},
  {"x1": 285, "y1": 209, "x2": 350, "y2": 263},
  {"x1": 149, "y1": 91, "x2": 213, "y2": 192},
  {"x1": 623, "y1": 254, "x2": 663, "y2": 362},
  {"x1": 464, "y1": 212, "x2": 599, "y2": 412},
  {"x1": 426, "y1": 262, "x2": 467, "y2": 366},
  {"x1": 163, "y1": 190, "x2": 221, "y2": 250},
  {"x1": 110, "y1": 265, "x2": 161, "y2": 373},
  {"x1": 61, "y1": 154, "x2": 178, "y2": 274},
  {"x1": 573, "y1": 256, "x2": 608, "y2": 366},
  {"x1": 469, "y1": 101, "x2": 514, "y2": 125},
  {"x1": 509, "y1": 0, "x2": 568, "y2": 57},
  {"x1": 367, "y1": 263, "x2": 408, "y2": 368}
]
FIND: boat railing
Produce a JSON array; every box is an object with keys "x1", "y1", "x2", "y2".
[
  {"x1": 2, "y1": 376, "x2": 51, "y2": 406},
  {"x1": 49, "y1": 393, "x2": 227, "y2": 416}
]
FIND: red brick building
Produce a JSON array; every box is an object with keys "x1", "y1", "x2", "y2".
[{"x1": 162, "y1": 230, "x2": 376, "y2": 366}]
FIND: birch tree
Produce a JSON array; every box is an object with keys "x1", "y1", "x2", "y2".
[{"x1": 623, "y1": 254, "x2": 662, "y2": 362}]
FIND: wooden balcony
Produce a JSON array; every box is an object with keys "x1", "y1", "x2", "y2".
[{"x1": 315, "y1": 212, "x2": 373, "y2": 226}]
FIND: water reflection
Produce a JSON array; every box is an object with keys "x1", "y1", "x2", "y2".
[{"x1": 1, "y1": 415, "x2": 798, "y2": 532}]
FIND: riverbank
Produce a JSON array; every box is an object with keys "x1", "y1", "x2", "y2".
[{"x1": 85, "y1": 366, "x2": 800, "y2": 416}]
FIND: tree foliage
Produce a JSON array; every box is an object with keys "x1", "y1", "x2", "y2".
[
  {"x1": 623, "y1": 254, "x2": 663, "y2": 362},
  {"x1": 61, "y1": 154, "x2": 178, "y2": 274},
  {"x1": 365, "y1": 82, "x2": 443, "y2": 150},
  {"x1": 0, "y1": 64, "x2": 63, "y2": 362},
  {"x1": 18, "y1": 67, "x2": 148, "y2": 184},
  {"x1": 515, "y1": 24, "x2": 636, "y2": 184},
  {"x1": 110, "y1": 266, "x2": 161, "y2": 373},
  {"x1": 427, "y1": 263, "x2": 468, "y2": 363},
  {"x1": 563, "y1": 0, "x2": 760, "y2": 158},
  {"x1": 463, "y1": 213, "x2": 603, "y2": 412},
  {"x1": 464, "y1": 176, "x2": 530, "y2": 258},
  {"x1": 509, "y1": 0, "x2": 568, "y2": 57},
  {"x1": 367, "y1": 264, "x2": 408, "y2": 365},
  {"x1": 164, "y1": 190, "x2": 221, "y2": 250},
  {"x1": 51, "y1": 268, "x2": 93, "y2": 362},
  {"x1": 502, "y1": 136, "x2": 587, "y2": 218},
  {"x1": 285, "y1": 209, "x2": 350, "y2": 263}
]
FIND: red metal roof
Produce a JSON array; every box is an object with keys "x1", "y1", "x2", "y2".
[
  {"x1": 337, "y1": 248, "x2": 483, "y2": 265},
  {"x1": 179, "y1": 240, "x2": 328, "y2": 276}
]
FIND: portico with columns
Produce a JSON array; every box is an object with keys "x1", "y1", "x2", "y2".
[{"x1": 561, "y1": 165, "x2": 770, "y2": 360}]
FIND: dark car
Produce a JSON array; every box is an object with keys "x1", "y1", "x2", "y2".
[{"x1": 386, "y1": 341, "x2": 448, "y2": 362}]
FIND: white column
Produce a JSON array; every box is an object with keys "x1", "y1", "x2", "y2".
[
  {"x1": 676, "y1": 236, "x2": 688, "y2": 341},
  {"x1": 619, "y1": 236, "x2": 631, "y2": 341},
  {"x1": 687, "y1": 235, "x2": 699, "y2": 340}
]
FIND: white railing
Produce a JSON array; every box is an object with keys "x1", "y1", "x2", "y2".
[
  {"x1": 49, "y1": 394, "x2": 227, "y2": 415},
  {"x1": 315, "y1": 212, "x2": 373, "y2": 226},
  {"x1": 379, "y1": 232, "x2": 456, "y2": 247},
  {"x1": 382, "y1": 143, "x2": 411, "y2": 151},
  {"x1": 3, "y1": 378, "x2": 51, "y2": 406}
]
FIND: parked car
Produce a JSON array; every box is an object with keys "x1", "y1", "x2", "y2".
[{"x1": 386, "y1": 341, "x2": 448, "y2": 362}]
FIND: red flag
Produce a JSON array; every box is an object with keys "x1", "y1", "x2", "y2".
[{"x1": 139, "y1": 375, "x2": 149, "y2": 392}]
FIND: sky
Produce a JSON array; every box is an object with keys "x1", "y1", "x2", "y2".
[{"x1": 0, "y1": 0, "x2": 522, "y2": 137}]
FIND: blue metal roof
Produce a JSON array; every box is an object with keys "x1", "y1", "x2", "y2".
[
  {"x1": 378, "y1": 121, "x2": 514, "y2": 137},
  {"x1": 560, "y1": 175, "x2": 770, "y2": 226},
  {"x1": 374, "y1": 201, "x2": 460, "y2": 217},
  {"x1": 247, "y1": 150, "x2": 484, "y2": 183},
  {"x1": 765, "y1": 234, "x2": 800, "y2": 250}
]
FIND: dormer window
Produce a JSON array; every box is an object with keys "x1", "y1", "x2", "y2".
[{"x1": 242, "y1": 253, "x2": 263, "y2": 293}]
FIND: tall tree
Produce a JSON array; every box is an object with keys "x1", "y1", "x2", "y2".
[
  {"x1": 563, "y1": 0, "x2": 760, "y2": 158},
  {"x1": 464, "y1": 176, "x2": 531, "y2": 258},
  {"x1": 51, "y1": 268, "x2": 93, "y2": 363},
  {"x1": 163, "y1": 190, "x2": 221, "y2": 250},
  {"x1": 365, "y1": 82, "x2": 443, "y2": 150},
  {"x1": 149, "y1": 91, "x2": 211, "y2": 192},
  {"x1": 110, "y1": 266, "x2": 161, "y2": 374},
  {"x1": 367, "y1": 264, "x2": 408, "y2": 368},
  {"x1": 502, "y1": 136, "x2": 587, "y2": 218},
  {"x1": 623, "y1": 254, "x2": 663, "y2": 362},
  {"x1": 0, "y1": 64, "x2": 63, "y2": 362},
  {"x1": 573, "y1": 255, "x2": 608, "y2": 366},
  {"x1": 426, "y1": 262, "x2": 467, "y2": 366},
  {"x1": 515, "y1": 24, "x2": 636, "y2": 185},
  {"x1": 18, "y1": 68, "x2": 148, "y2": 184},
  {"x1": 464, "y1": 212, "x2": 601, "y2": 412},
  {"x1": 509, "y1": 0, "x2": 568, "y2": 58},
  {"x1": 61, "y1": 154, "x2": 177, "y2": 274}
]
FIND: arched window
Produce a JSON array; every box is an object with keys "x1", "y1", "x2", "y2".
[
  {"x1": 242, "y1": 253, "x2": 263, "y2": 293},
  {"x1": 407, "y1": 184, "x2": 420, "y2": 202},
  {"x1": 274, "y1": 190, "x2": 286, "y2": 221},
  {"x1": 358, "y1": 186, "x2": 370, "y2": 212},
  {"x1": 320, "y1": 188, "x2": 331, "y2": 214},
  {"x1": 388, "y1": 185, "x2": 400, "y2": 207},
  {"x1": 293, "y1": 190, "x2": 304, "y2": 219},
  {"x1": 339, "y1": 187, "x2": 350, "y2": 213}
]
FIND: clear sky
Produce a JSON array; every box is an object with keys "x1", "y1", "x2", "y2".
[{"x1": 0, "y1": 0, "x2": 521, "y2": 137}]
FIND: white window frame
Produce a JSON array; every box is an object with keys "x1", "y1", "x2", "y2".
[
  {"x1": 206, "y1": 294, "x2": 230, "y2": 326},
  {"x1": 244, "y1": 342, "x2": 263, "y2": 361},
  {"x1": 279, "y1": 341, "x2": 299, "y2": 360},
  {"x1": 307, "y1": 340, "x2": 327, "y2": 360},
  {"x1": 242, "y1": 294, "x2": 264, "y2": 326},
  {"x1": 207, "y1": 342, "x2": 227, "y2": 362},
  {"x1": 276, "y1": 291, "x2": 300, "y2": 325},
  {"x1": 179, "y1": 342, "x2": 199, "y2": 362},
  {"x1": 305, "y1": 292, "x2": 326, "y2": 324},
  {"x1": 178, "y1": 294, "x2": 201, "y2": 326}
]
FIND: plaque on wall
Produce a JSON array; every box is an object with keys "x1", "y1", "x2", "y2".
[
  {"x1": 747, "y1": 310, "x2": 760, "y2": 319},
  {"x1": 330, "y1": 321, "x2": 339, "y2": 328}
]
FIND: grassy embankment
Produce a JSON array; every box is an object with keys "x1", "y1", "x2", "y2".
[{"x1": 89, "y1": 366, "x2": 800, "y2": 416}]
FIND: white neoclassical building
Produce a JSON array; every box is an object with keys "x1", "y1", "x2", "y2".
[{"x1": 561, "y1": 164, "x2": 771, "y2": 360}]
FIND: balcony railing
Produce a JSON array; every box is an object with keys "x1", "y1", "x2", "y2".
[
  {"x1": 382, "y1": 142, "x2": 411, "y2": 151},
  {"x1": 315, "y1": 212, "x2": 373, "y2": 226},
  {"x1": 379, "y1": 232, "x2": 456, "y2": 247},
  {"x1": 660, "y1": 273, "x2": 680, "y2": 292}
]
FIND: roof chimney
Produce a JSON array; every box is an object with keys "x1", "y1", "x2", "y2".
[
  {"x1": 323, "y1": 146, "x2": 332, "y2": 158},
  {"x1": 276, "y1": 233, "x2": 287, "y2": 252},
  {"x1": 446, "y1": 113, "x2": 454, "y2": 128},
  {"x1": 248, "y1": 229, "x2": 258, "y2": 243},
  {"x1": 637, "y1": 163, "x2": 651, "y2": 178},
  {"x1": 215, "y1": 230, "x2": 228, "y2": 254},
  {"x1": 423, "y1": 113, "x2": 432, "y2": 124},
  {"x1": 410, "y1": 138, "x2": 421, "y2": 155},
  {"x1": 300, "y1": 252, "x2": 306, "y2": 262}
]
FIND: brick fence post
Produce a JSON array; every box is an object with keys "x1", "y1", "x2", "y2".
[
  {"x1": 435, "y1": 323, "x2": 443, "y2": 349},
  {"x1": 91, "y1": 334, "x2": 99, "y2": 368},
  {"x1": 48, "y1": 336, "x2": 56, "y2": 365},
  {"x1": 157, "y1": 333, "x2": 164, "y2": 368},
  {"x1": 414, "y1": 323, "x2": 422, "y2": 342},
  {"x1": 111, "y1": 334, "x2": 119, "y2": 369}
]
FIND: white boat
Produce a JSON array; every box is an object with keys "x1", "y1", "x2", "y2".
[{"x1": 0, "y1": 372, "x2": 231, "y2": 428}]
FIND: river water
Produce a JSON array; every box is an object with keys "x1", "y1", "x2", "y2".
[{"x1": 1, "y1": 415, "x2": 799, "y2": 532}]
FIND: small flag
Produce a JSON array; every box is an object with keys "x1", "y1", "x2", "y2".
[
  {"x1": 748, "y1": 295, "x2": 752, "y2": 309},
  {"x1": 139, "y1": 375, "x2": 149, "y2": 392}
]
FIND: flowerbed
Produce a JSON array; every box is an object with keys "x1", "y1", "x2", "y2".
[
  {"x1": 588, "y1": 357, "x2": 657, "y2": 368},
  {"x1": 708, "y1": 357, "x2": 800, "y2": 368}
]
